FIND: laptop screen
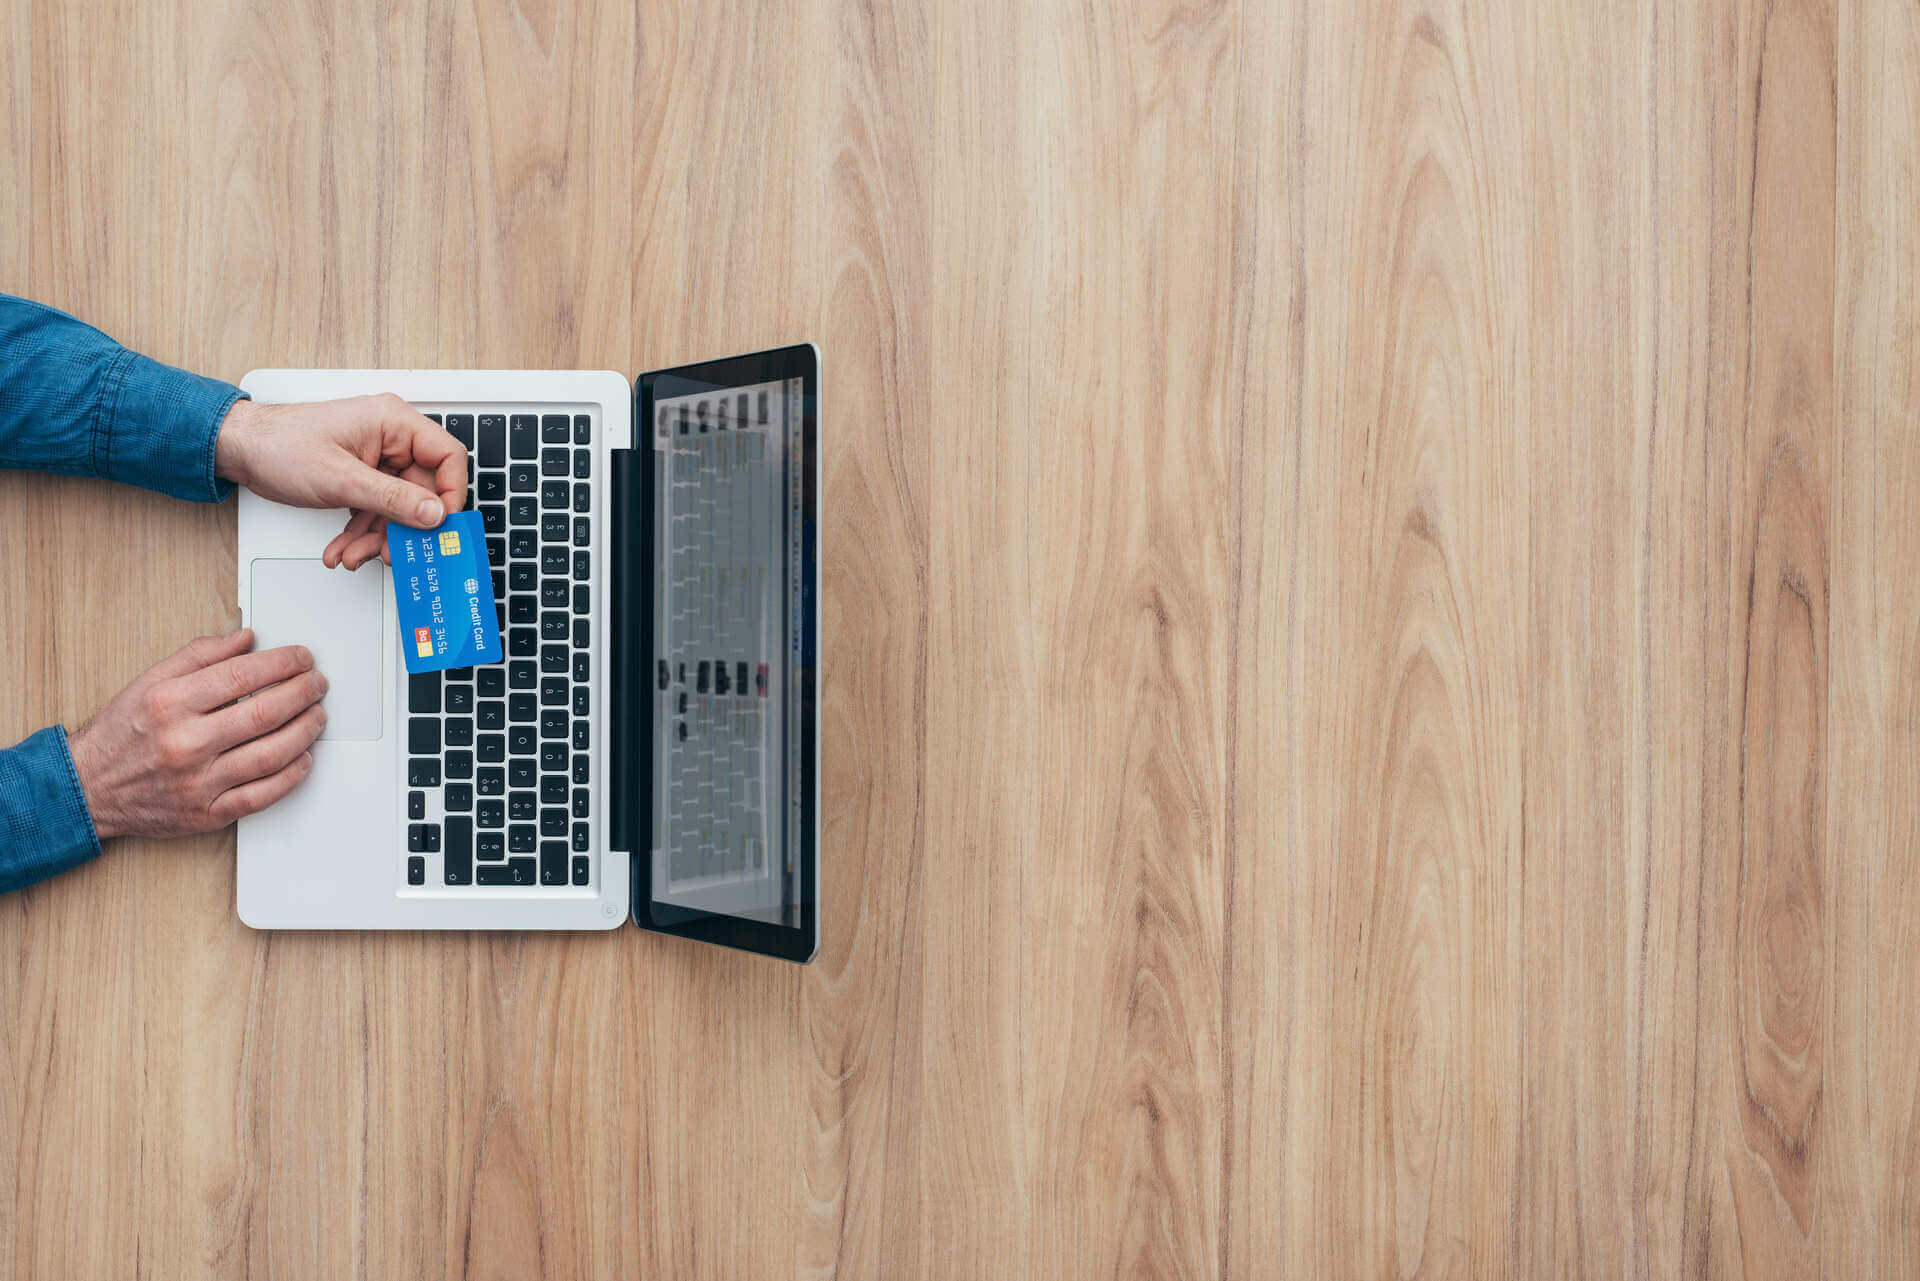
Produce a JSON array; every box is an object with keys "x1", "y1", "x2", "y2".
[{"x1": 628, "y1": 346, "x2": 818, "y2": 960}]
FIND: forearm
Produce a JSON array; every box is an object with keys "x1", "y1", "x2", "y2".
[
  {"x1": 0, "y1": 293, "x2": 246, "y2": 501},
  {"x1": 0, "y1": 727, "x2": 103, "y2": 895}
]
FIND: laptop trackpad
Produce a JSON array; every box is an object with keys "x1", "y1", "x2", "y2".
[{"x1": 249, "y1": 559, "x2": 385, "y2": 741}]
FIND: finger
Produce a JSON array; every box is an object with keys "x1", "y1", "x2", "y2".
[
  {"x1": 332, "y1": 456, "x2": 446, "y2": 530},
  {"x1": 198, "y1": 667, "x2": 327, "y2": 750},
  {"x1": 209, "y1": 702, "x2": 326, "y2": 790},
  {"x1": 324, "y1": 509, "x2": 380, "y2": 568},
  {"x1": 339, "y1": 523, "x2": 390, "y2": 571},
  {"x1": 390, "y1": 409, "x2": 469, "y2": 515},
  {"x1": 172, "y1": 644, "x2": 313, "y2": 713},
  {"x1": 207, "y1": 751, "x2": 315, "y2": 826},
  {"x1": 146, "y1": 628, "x2": 254, "y2": 682}
]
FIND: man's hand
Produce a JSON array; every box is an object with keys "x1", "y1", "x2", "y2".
[
  {"x1": 214, "y1": 394, "x2": 469, "y2": 570},
  {"x1": 66, "y1": 629, "x2": 328, "y2": 840}
]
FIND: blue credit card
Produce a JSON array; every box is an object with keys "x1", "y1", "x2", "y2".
[{"x1": 387, "y1": 510, "x2": 502, "y2": 672}]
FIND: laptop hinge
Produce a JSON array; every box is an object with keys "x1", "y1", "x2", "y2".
[{"x1": 607, "y1": 432, "x2": 649, "y2": 857}]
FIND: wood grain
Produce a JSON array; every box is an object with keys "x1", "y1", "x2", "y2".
[{"x1": 3, "y1": 0, "x2": 1918, "y2": 1277}]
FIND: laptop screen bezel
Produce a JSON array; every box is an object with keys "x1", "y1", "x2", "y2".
[{"x1": 627, "y1": 344, "x2": 819, "y2": 962}]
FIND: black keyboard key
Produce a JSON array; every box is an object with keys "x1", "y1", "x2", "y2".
[
  {"x1": 573, "y1": 483, "x2": 591, "y2": 514},
  {"x1": 542, "y1": 513, "x2": 570, "y2": 542},
  {"x1": 511, "y1": 858, "x2": 537, "y2": 884},
  {"x1": 444, "y1": 684, "x2": 472, "y2": 714},
  {"x1": 479, "y1": 470, "x2": 506, "y2": 501},
  {"x1": 477, "y1": 415, "x2": 505, "y2": 466},
  {"x1": 541, "y1": 545, "x2": 568, "y2": 574},
  {"x1": 657, "y1": 660, "x2": 670, "y2": 690},
  {"x1": 573, "y1": 413, "x2": 590, "y2": 444},
  {"x1": 540, "y1": 676, "x2": 568, "y2": 706},
  {"x1": 509, "y1": 693, "x2": 538, "y2": 722},
  {"x1": 572, "y1": 619, "x2": 589, "y2": 648},
  {"x1": 477, "y1": 860, "x2": 530, "y2": 885},
  {"x1": 510, "y1": 759, "x2": 536, "y2": 788},
  {"x1": 572, "y1": 754, "x2": 589, "y2": 785},
  {"x1": 571, "y1": 788, "x2": 590, "y2": 819},
  {"x1": 510, "y1": 596, "x2": 536, "y2": 624},
  {"x1": 541, "y1": 578, "x2": 569, "y2": 608},
  {"x1": 677, "y1": 720, "x2": 687, "y2": 741},
  {"x1": 542, "y1": 446, "x2": 569, "y2": 477},
  {"x1": 573, "y1": 516, "x2": 590, "y2": 547},
  {"x1": 510, "y1": 562, "x2": 536, "y2": 591},
  {"x1": 573, "y1": 585, "x2": 590, "y2": 614},
  {"x1": 715, "y1": 663, "x2": 730, "y2": 695},
  {"x1": 541, "y1": 709, "x2": 569, "y2": 740},
  {"x1": 508, "y1": 725, "x2": 538, "y2": 755},
  {"x1": 408, "y1": 672, "x2": 441, "y2": 713},
  {"x1": 573, "y1": 449, "x2": 591, "y2": 480},
  {"x1": 477, "y1": 799, "x2": 505, "y2": 829},
  {"x1": 443, "y1": 815, "x2": 471, "y2": 883},
  {"x1": 541, "y1": 479, "x2": 569, "y2": 510},
  {"x1": 478, "y1": 700, "x2": 505, "y2": 731},
  {"x1": 573, "y1": 551, "x2": 590, "y2": 582},
  {"x1": 445, "y1": 782, "x2": 473, "y2": 812},
  {"x1": 477, "y1": 733, "x2": 505, "y2": 763},
  {"x1": 478, "y1": 667, "x2": 506, "y2": 697},
  {"x1": 409, "y1": 718, "x2": 440, "y2": 753},
  {"x1": 572, "y1": 686, "x2": 590, "y2": 717},
  {"x1": 407, "y1": 856, "x2": 425, "y2": 885},
  {"x1": 444, "y1": 750, "x2": 473, "y2": 780},
  {"x1": 574, "y1": 653, "x2": 591, "y2": 683},
  {"x1": 540, "y1": 775, "x2": 568, "y2": 805},
  {"x1": 491, "y1": 568, "x2": 507, "y2": 601},
  {"x1": 509, "y1": 627, "x2": 537, "y2": 657},
  {"x1": 541, "y1": 644, "x2": 568, "y2": 673},
  {"x1": 540, "y1": 810, "x2": 568, "y2": 837},
  {"x1": 571, "y1": 855, "x2": 589, "y2": 886},
  {"x1": 510, "y1": 496, "x2": 537, "y2": 526},
  {"x1": 510, "y1": 414, "x2": 538, "y2": 459},
  {"x1": 510, "y1": 465, "x2": 537, "y2": 494},
  {"x1": 408, "y1": 823, "x2": 440, "y2": 853},
  {"x1": 540, "y1": 741, "x2": 567, "y2": 772},
  {"x1": 477, "y1": 767, "x2": 505, "y2": 796},
  {"x1": 477, "y1": 832, "x2": 505, "y2": 860},
  {"x1": 542, "y1": 413, "x2": 571, "y2": 443},
  {"x1": 509, "y1": 660, "x2": 537, "y2": 689},
  {"x1": 408, "y1": 758, "x2": 441, "y2": 787},
  {"x1": 445, "y1": 717, "x2": 474, "y2": 747},
  {"x1": 510, "y1": 529, "x2": 537, "y2": 559},
  {"x1": 407, "y1": 790, "x2": 425, "y2": 820},
  {"x1": 736, "y1": 661, "x2": 749, "y2": 695},
  {"x1": 678, "y1": 691, "x2": 688, "y2": 714},
  {"x1": 482, "y1": 504, "x2": 506, "y2": 534},
  {"x1": 572, "y1": 823, "x2": 590, "y2": 853},
  {"x1": 487, "y1": 535, "x2": 506, "y2": 566},
  {"x1": 508, "y1": 825, "x2": 536, "y2": 854},
  {"x1": 540, "y1": 611, "x2": 569, "y2": 641},
  {"x1": 696, "y1": 661, "x2": 710, "y2": 694},
  {"x1": 572, "y1": 720, "x2": 590, "y2": 750}
]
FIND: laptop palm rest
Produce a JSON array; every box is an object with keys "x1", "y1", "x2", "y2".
[{"x1": 247, "y1": 559, "x2": 385, "y2": 740}]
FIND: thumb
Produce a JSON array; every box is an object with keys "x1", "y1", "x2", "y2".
[{"x1": 341, "y1": 462, "x2": 445, "y2": 528}]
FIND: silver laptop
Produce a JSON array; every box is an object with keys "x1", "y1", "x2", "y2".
[{"x1": 234, "y1": 347, "x2": 820, "y2": 961}]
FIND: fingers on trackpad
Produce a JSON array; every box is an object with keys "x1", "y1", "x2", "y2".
[{"x1": 248, "y1": 559, "x2": 384, "y2": 740}]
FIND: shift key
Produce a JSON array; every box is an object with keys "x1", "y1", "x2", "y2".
[{"x1": 443, "y1": 815, "x2": 473, "y2": 885}]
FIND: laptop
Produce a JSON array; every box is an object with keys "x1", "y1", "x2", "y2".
[{"x1": 233, "y1": 346, "x2": 820, "y2": 962}]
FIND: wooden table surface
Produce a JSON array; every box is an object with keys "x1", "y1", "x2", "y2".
[{"x1": 4, "y1": 0, "x2": 1918, "y2": 1277}]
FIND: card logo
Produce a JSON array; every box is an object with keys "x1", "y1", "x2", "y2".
[
  {"x1": 414, "y1": 626, "x2": 433, "y2": 658},
  {"x1": 464, "y1": 577, "x2": 479, "y2": 596},
  {"x1": 437, "y1": 530, "x2": 461, "y2": 556}
]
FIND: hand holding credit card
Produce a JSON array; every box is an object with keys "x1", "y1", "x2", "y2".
[{"x1": 388, "y1": 510, "x2": 503, "y2": 672}]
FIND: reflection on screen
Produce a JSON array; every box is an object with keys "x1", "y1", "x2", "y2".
[{"x1": 649, "y1": 378, "x2": 805, "y2": 927}]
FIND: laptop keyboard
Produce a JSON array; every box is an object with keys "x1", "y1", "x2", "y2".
[{"x1": 403, "y1": 410, "x2": 593, "y2": 891}]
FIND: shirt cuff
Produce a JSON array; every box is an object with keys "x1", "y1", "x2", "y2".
[
  {"x1": 0, "y1": 726, "x2": 104, "y2": 895},
  {"x1": 99, "y1": 349, "x2": 245, "y2": 503}
]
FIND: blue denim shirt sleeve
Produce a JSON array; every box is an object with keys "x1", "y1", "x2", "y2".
[
  {"x1": 0, "y1": 293, "x2": 246, "y2": 502},
  {"x1": 0, "y1": 728, "x2": 103, "y2": 894},
  {"x1": 1, "y1": 293, "x2": 247, "y2": 889}
]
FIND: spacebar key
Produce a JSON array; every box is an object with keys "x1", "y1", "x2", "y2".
[{"x1": 443, "y1": 815, "x2": 473, "y2": 885}]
